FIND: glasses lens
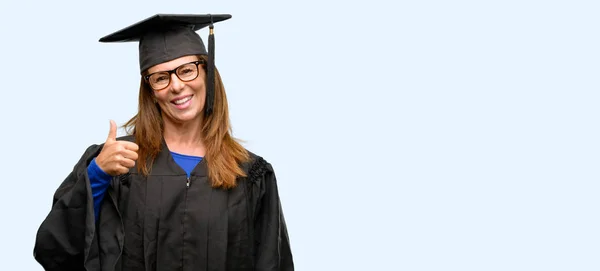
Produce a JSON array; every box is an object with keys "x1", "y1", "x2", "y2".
[
  {"x1": 177, "y1": 63, "x2": 199, "y2": 81},
  {"x1": 149, "y1": 72, "x2": 170, "y2": 90}
]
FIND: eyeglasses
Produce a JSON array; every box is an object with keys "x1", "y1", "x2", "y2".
[{"x1": 144, "y1": 60, "x2": 205, "y2": 90}]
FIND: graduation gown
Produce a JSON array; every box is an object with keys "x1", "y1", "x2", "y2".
[{"x1": 33, "y1": 136, "x2": 294, "y2": 271}]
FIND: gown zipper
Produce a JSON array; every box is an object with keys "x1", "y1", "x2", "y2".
[{"x1": 182, "y1": 176, "x2": 190, "y2": 268}]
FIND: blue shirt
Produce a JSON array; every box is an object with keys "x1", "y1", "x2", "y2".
[{"x1": 170, "y1": 151, "x2": 203, "y2": 178}]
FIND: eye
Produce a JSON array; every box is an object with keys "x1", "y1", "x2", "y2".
[
  {"x1": 179, "y1": 68, "x2": 194, "y2": 75},
  {"x1": 152, "y1": 74, "x2": 169, "y2": 83}
]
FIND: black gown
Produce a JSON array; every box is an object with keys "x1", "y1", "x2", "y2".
[{"x1": 33, "y1": 136, "x2": 294, "y2": 271}]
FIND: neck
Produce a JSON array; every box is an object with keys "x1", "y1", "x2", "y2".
[{"x1": 162, "y1": 116, "x2": 206, "y2": 157}]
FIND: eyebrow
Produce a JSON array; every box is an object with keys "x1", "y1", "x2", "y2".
[{"x1": 149, "y1": 59, "x2": 199, "y2": 74}]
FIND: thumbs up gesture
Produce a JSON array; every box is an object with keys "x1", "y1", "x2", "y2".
[{"x1": 95, "y1": 120, "x2": 139, "y2": 176}]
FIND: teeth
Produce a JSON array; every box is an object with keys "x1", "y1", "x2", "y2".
[{"x1": 174, "y1": 96, "x2": 192, "y2": 105}]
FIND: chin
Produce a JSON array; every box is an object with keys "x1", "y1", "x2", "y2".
[{"x1": 169, "y1": 111, "x2": 203, "y2": 124}]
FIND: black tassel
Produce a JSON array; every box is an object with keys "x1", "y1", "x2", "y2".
[{"x1": 205, "y1": 22, "x2": 215, "y2": 116}]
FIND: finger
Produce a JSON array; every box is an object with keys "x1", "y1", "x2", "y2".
[
  {"x1": 116, "y1": 154, "x2": 135, "y2": 167},
  {"x1": 120, "y1": 158, "x2": 136, "y2": 168},
  {"x1": 107, "y1": 120, "x2": 117, "y2": 142},
  {"x1": 122, "y1": 149, "x2": 139, "y2": 161},
  {"x1": 122, "y1": 142, "x2": 139, "y2": 152},
  {"x1": 115, "y1": 165, "x2": 130, "y2": 175}
]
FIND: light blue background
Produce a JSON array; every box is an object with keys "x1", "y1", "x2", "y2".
[{"x1": 0, "y1": 0, "x2": 598, "y2": 270}]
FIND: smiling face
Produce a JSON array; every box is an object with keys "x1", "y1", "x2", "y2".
[{"x1": 146, "y1": 55, "x2": 207, "y2": 126}]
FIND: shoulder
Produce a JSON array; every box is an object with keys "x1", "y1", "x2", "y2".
[
  {"x1": 242, "y1": 149, "x2": 275, "y2": 182},
  {"x1": 240, "y1": 150, "x2": 280, "y2": 201},
  {"x1": 78, "y1": 143, "x2": 103, "y2": 164}
]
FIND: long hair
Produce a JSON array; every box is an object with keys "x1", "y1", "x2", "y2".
[{"x1": 123, "y1": 54, "x2": 250, "y2": 189}]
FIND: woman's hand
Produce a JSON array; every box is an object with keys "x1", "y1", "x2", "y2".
[{"x1": 95, "y1": 120, "x2": 139, "y2": 176}]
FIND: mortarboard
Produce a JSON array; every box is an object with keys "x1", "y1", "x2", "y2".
[{"x1": 98, "y1": 14, "x2": 232, "y2": 116}]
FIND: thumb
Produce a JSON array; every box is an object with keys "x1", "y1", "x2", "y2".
[{"x1": 107, "y1": 120, "x2": 117, "y2": 142}]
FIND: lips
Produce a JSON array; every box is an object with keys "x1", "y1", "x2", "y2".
[{"x1": 172, "y1": 95, "x2": 192, "y2": 105}]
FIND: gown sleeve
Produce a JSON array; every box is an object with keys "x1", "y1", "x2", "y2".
[
  {"x1": 253, "y1": 160, "x2": 295, "y2": 271},
  {"x1": 88, "y1": 157, "x2": 113, "y2": 221},
  {"x1": 33, "y1": 144, "x2": 104, "y2": 271}
]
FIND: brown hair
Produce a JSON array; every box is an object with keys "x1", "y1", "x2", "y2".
[{"x1": 123, "y1": 54, "x2": 250, "y2": 189}]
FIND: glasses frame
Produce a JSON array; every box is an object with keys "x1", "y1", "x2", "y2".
[{"x1": 144, "y1": 60, "x2": 206, "y2": 91}]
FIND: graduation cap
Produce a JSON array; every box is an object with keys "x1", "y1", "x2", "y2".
[{"x1": 99, "y1": 14, "x2": 232, "y2": 116}]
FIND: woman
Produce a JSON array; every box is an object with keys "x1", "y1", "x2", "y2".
[{"x1": 33, "y1": 14, "x2": 294, "y2": 271}]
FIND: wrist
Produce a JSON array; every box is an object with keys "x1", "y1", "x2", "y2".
[{"x1": 90, "y1": 158, "x2": 112, "y2": 178}]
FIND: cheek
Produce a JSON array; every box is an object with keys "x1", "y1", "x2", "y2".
[
  {"x1": 154, "y1": 93, "x2": 170, "y2": 106},
  {"x1": 191, "y1": 81, "x2": 206, "y2": 97}
]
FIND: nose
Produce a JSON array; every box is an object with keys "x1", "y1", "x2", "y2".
[{"x1": 169, "y1": 73, "x2": 185, "y2": 93}]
